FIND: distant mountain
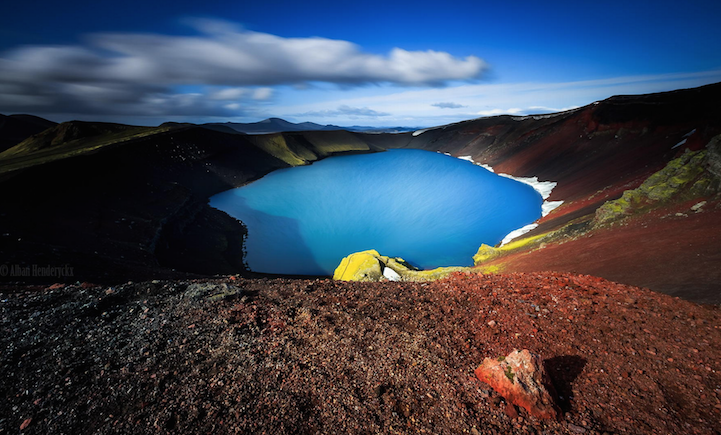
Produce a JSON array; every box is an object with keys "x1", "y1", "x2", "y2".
[
  {"x1": 0, "y1": 113, "x2": 57, "y2": 152},
  {"x1": 204, "y1": 117, "x2": 418, "y2": 134}
]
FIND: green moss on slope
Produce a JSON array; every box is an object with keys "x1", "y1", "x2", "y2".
[
  {"x1": 594, "y1": 149, "x2": 710, "y2": 225},
  {"x1": 248, "y1": 134, "x2": 310, "y2": 166},
  {"x1": 0, "y1": 122, "x2": 175, "y2": 174},
  {"x1": 248, "y1": 131, "x2": 373, "y2": 167}
]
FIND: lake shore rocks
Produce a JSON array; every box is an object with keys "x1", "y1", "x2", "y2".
[{"x1": 333, "y1": 249, "x2": 467, "y2": 282}]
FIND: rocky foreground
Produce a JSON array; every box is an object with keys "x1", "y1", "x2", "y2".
[{"x1": 2, "y1": 273, "x2": 719, "y2": 434}]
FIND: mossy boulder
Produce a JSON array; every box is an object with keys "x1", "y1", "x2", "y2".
[
  {"x1": 333, "y1": 250, "x2": 384, "y2": 282},
  {"x1": 473, "y1": 244, "x2": 501, "y2": 265}
]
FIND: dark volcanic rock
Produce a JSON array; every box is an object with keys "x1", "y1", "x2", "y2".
[{"x1": 0, "y1": 126, "x2": 288, "y2": 282}]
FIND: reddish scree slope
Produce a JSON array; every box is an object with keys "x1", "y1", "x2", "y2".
[
  {"x1": 483, "y1": 199, "x2": 721, "y2": 304},
  {"x1": 1, "y1": 273, "x2": 719, "y2": 434}
]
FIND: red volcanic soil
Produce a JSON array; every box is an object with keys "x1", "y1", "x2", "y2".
[
  {"x1": 486, "y1": 199, "x2": 721, "y2": 304},
  {"x1": 2, "y1": 273, "x2": 719, "y2": 434}
]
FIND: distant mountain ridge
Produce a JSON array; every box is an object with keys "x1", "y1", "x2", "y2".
[
  {"x1": 204, "y1": 117, "x2": 418, "y2": 134},
  {"x1": 0, "y1": 113, "x2": 57, "y2": 152}
]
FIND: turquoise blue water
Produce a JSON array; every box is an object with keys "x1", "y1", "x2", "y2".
[{"x1": 209, "y1": 149, "x2": 543, "y2": 275}]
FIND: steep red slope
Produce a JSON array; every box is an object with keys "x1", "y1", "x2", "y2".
[{"x1": 482, "y1": 199, "x2": 721, "y2": 304}]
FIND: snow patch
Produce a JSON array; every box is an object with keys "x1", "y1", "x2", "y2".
[
  {"x1": 542, "y1": 201, "x2": 564, "y2": 217},
  {"x1": 500, "y1": 223, "x2": 538, "y2": 246},
  {"x1": 383, "y1": 266, "x2": 401, "y2": 281},
  {"x1": 672, "y1": 138, "x2": 687, "y2": 149},
  {"x1": 497, "y1": 173, "x2": 556, "y2": 201},
  {"x1": 511, "y1": 113, "x2": 559, "y2": 121},
  {"x1": 454, "y1": 155, "x2": 559, "y2": 201},
  {"x1": 673, "y1": 129, "x2": 697, "y2": 149},
  {"x1": 413, "y1": 127, "x2": 439, "y2": 136},
  {"x1": 459, "y1": 155, "x2": 495, "y2": 173},
  {"x1": 510, "y1": 106, "x2": 582, "y2": 122}
]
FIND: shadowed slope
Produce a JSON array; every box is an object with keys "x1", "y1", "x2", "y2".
[
  {"x1": 0, "y1": 124, "x2": 383, "y2": 282},
  {"x1": 0, "y1": 113, "x2": 57, "y2": 153}
]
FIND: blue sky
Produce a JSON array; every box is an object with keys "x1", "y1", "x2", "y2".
[{"x1": 1, "y1": 0, "x2": 720, "y2": 127}]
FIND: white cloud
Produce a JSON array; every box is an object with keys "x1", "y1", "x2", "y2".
[
  {"x1": 476, "y1": 107, "x2": 523, "y2": 116},
  {"x1": 276, "y1": 70, "x2": 721, "y2": 127},
  {"x1": 2, "y1": 20, "x2": 487, "y2": 87},
  {"x1": 252, "y1": 87, "x2": 274, "y2": 100},
  {"x1": 432, "y1": 102, "x2": 466, "y2": 109},
  {"x1": 298, "y1": 105, "x2": 390, "y2": 118},
  {"x1": 0, "y1": 19, "x2": 487, "y2": 119},
  {"x1": 210, "y1": 87, "x2": 248, "y2": 100}
]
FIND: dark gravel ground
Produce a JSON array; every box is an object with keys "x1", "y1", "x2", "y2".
[{"x1": 1, "y1": 272, "x2": 719, "y2": 434}]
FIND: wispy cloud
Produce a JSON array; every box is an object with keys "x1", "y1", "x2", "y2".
[
  {"x1": 475, "y1": 108, "x2": 523, "y2": 116},
  {"x1": 298, "y1": 105, "x2": 390, "y2": 118},
  {"x1": 0, "y1": 19, "x2": 487, "y2": 120},
  {"x1": 432, "y1": 102, "x2": 466, "y2": 109},
  {"x1": 277, "y1": 70, "x2": 721, "y2": 127}
]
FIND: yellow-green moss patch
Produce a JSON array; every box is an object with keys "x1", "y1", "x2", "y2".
[
  {"x1": 594, "y1": 149, "x2": 710, "y2": 225},
  {"x1": 472, "y1": 231, "x2": 549, "y2": 267},
  {"x1": 333, "y1": 250, "x2": 384, "y2": 282},
  {"x1": 333, "y1": 249, "x2": 473, "y2": 282},
  {"x1": 249, "y1": 134, "x2": 311, "y2": 166}
]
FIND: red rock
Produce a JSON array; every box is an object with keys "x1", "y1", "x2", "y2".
[
  {"x1": 47, "y1": 283, "x2": 64, "y2": 290},
  {"x1": 20, "y1": 418, "x2": 32, "y2": 430},
  {"x1": 475, "y1": 349, "x2": 560, "y2": 420},
  {"x1": 505, "y1": 402, "x2": 519, "y2": 419}
]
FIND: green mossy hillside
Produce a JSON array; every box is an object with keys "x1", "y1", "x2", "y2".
[
  {"x1": 594, "y1": 149, "x2": 718, "y2": 225},
  {"x1": 249, "y1": 130, "x2": 374, "y2": 167},
  {"x1": 0, "y1": 121, "x2": 177, "y2": 174}
]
